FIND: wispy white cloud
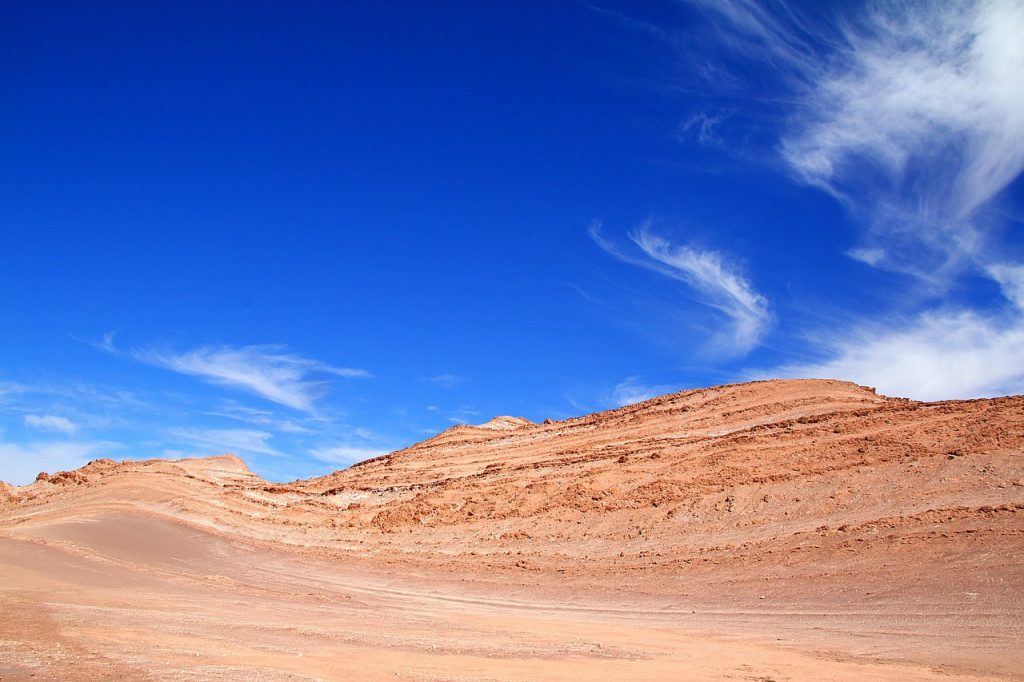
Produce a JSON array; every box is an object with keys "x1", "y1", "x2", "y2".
[
  {"x1": 697, "y1": 0, "x2": 1024, "y2": 282},
  {"x1": 566, "y1": 282, "x2": 600, "y2": 304},
  {"x1": 609, "y1": 376, "x2": 681, "y2": 407},
  {"x1": 781, "y1": 1, "x2": 1024, "y2": 217},
  {"x1": 167, "y1": 427, "x2": 281, "y2": 457},
  {"x1": 677, "y1": 111, "x2": 727, "y2": 146},
  {"x1": 447, "y1": 404, "x2": 481, "y2": 424},
  {"x1": 205, "y1": 402, "x2": 316, "y2": 434},
  {"x1": 846, "y1": 247, "x2": 886, "y2": 267},
  {"x1": 422, "y1": 373, "x2": 463, "y2": 388},
  {"x1": 591, "y1": 223, "x2": 772, "y2": 355},
  {"x1": 134, "y1": 344, "x2": 370, "y2": 411},
  {"x1": 24, "y1": 414, "x2": 77, "y2": 435},
  {"x1": 0, "y1": 440, "x2": 119, "y2": 486},
  {"x1": 0, "y1": 380, "x2": 154, "y2": 436},
  {"x1": 770, "y1": 309, "x2": 1024, "y2": 401},
  {"x1": 691, "y1": 0, "x2": 832, "y2": 75},
  {"x1": 987, "y1": 263, "x2": 1024, "y2": 309},
  {"x1": 688, "y1": 0, "x2": 1024, "y2": 399},
  {"x1": 277, "y1": 420, "x2": 312, "y2": 434},
  {"x1": 0, "y1": 382, "x2": 30, "y2": 410},
  {"x1": 205, "y1": 403, "x2": 275, "y2": 425},
  {"x1": 352, "y1": 426, "x2": 383, "y2": 441},
  {"x1": 309, "y1": 445, "x2": 390, "y2": 466},
  {"x1": 580, "y1": 0, "x2": 667, "y2": 39},
  {"x1": 94, "y1": 331, "x2": 118, "y2": 353}
]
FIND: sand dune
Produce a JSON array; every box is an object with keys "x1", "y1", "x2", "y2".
[{"x1": 2, "y1": 379, "x2": 1022, "y2": 680}]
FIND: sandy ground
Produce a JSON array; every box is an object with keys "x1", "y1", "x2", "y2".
[
  {"x1": 1, "y1": 380, "x2": 1022, "y2": 680},
  {"x1": 1, "y1": 512, "x2": 1014, "y2": 681}
]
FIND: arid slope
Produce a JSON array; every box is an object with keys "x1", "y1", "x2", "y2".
[{"x1": 2, "y1": 379, "x2": 1022, "y2": 680}]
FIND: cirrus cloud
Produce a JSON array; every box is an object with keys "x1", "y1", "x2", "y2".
[
  {"x1": 688, "y1": 0, "x2": 1024, "y2": 398},
  {"x1": 132, "y1": 344, "x2": 370, "y2": 412},
  {"x1": 610, "y1": 376, "x2": 683, "y2": 407},
  {"x1": 0, "y1": 440, "x2": 120, "y2": 486},
  {"x1": 591, "y1": 223, "x2": 772, "y2": 356},
  {"x1": 309, "y1": 445, "x2": 390, "y2": 466},
  {"x1": 24, "y1": 414, "x2": 77, "y2": 435},
  {"x1": 770, "y1": 309, "x2": 1024, "y2": 401},
  {"x1": 167, "y1": 427, "x2": 282, "y2": 457}
]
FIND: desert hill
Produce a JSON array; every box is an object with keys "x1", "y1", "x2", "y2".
[{"x1": 1, "y1": 378, "x2": 1022, "y2": 680}]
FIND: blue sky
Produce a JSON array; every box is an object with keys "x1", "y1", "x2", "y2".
[{"x1": 2, "y1": 1, "x2": 1023, "y2": 484}]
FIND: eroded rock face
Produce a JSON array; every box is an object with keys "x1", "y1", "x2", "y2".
[
  {"x1": 0, "y1": 481, "x2": 16, "y2": 505},
  {"x1": 5, "y1": 378, "x2": 1022, "y2": 579},
  {"x1": 2, "y1": 378, "x2": 1022, "y2": 679},
  {"x1": 476, "y1": 416, "x2": 534, "y2": 430}
]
